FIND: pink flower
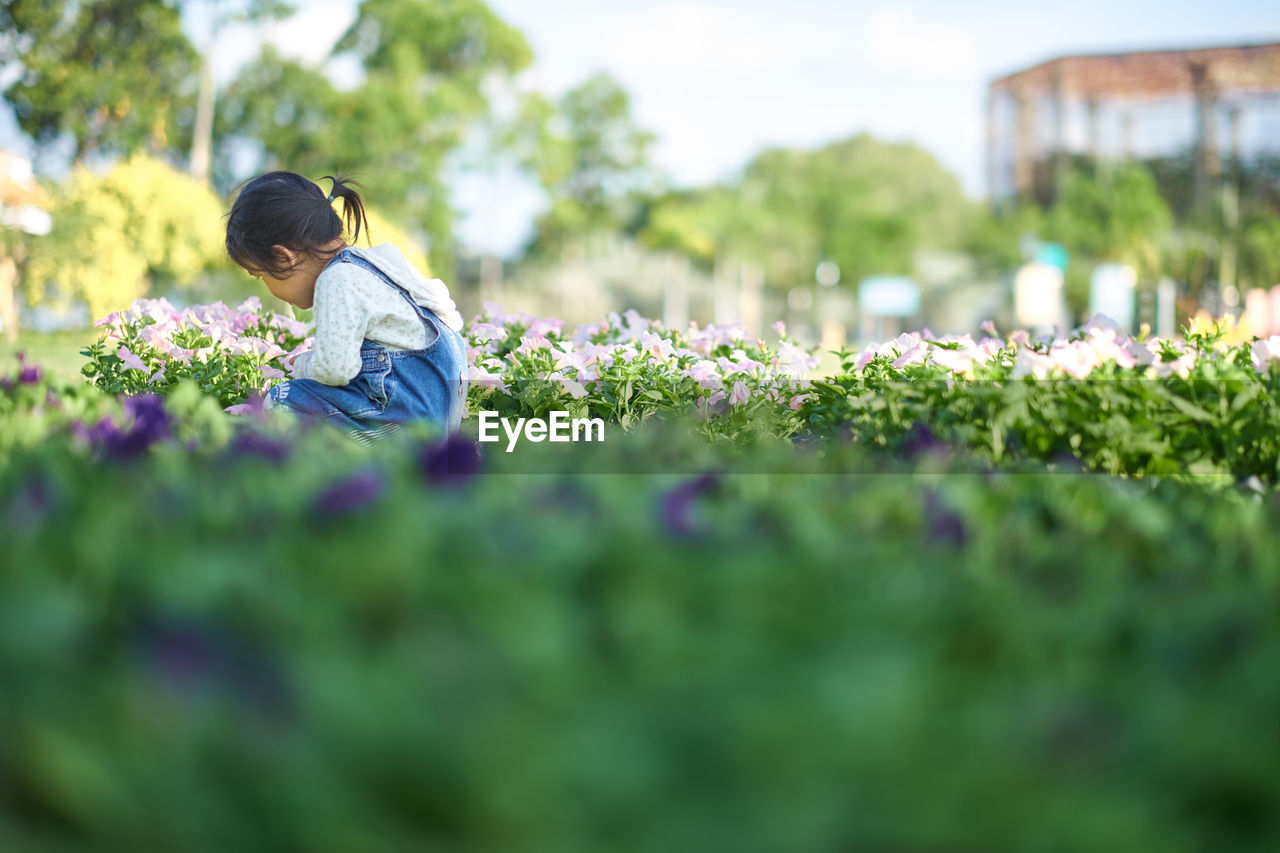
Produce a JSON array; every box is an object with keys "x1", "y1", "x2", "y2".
[
  {"x1": 931, "y1": 347, "x2": 974, "y2": 375},
  {"x1": 979, "y1": 320, "x2": 997, "y2": 337},
  {"x1": 94, "y1": 311, "x2": 121, "y2": 328},
  {"x1": 772, "y1": 340, "x2": 818, "y2": 377},
  {"x1": 260, "y1": 365, "x2": 286, "y2": 381},
  {"x1": 1047, "y1": 341, "x2": 1099, "y2": 379},
  {"x1": 639, "y1": 331, "x2": 676, "y2": 360},
  {"x1": 892, "y1": 341, "x2": 928, "y2": 369},
  {"x1": 515, "y1": 333, "x2": 552, "y2": 355},
  {"x1": 147, "y1": 366, "x2": 167, "y2": 385},
  {"x1": 528, "y1": 317, "x2": 563, "y2": 338},
  {"x1": 788, "y1": 393, "x2": 809, "y2": 410},
  {"x1": 1125, "y1": 341, "x2": 1155, "y2": 366},
  {"x1": 117, "y1": 345, "x2": 150, "y2": 375},
  {"x1": 1251, "y1": 337, "x2": 1280, "y2": 373},
  {"x1": 685, "y1": 359, "x2": 722, "y2": 389},
  {"x1": 729, "y1": 380, "x2": 750, "y2": 406},
  {"x1": 1011, "y1": 348, "x2": 1054, "y2": 379},
  {"x1": 772, "y1": 320, "x2": 787, "y2": 337}
]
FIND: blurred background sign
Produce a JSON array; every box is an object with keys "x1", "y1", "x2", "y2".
[
  {"x1": 859, "y1": 276, "x2": 920, "y2": 317},
  {"x1": 859, "y1": 276, "x2": 920, "y2": 342},
  {"x1": 1014, "y1": 263, "x2": 1066, "y2": 331},
  {"x1": 1034, "y1": 242, "x2": 1069, "y2": 272},
  {"x1": 1089, "y1": 263, "x2": 1138, "y2": 332}
]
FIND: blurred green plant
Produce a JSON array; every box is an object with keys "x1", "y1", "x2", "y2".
[
  {"x1": 639, "y1": 134, "x2": 970, "y2": 291},
  {"x1": 0, "y1": 0, "x2": 197, "y2": 163},
  {"x1": 505, "y1": 72, "x2": 659, "y2": 261},
  {"x1": 3, "y1": 365, "x2": 1280, "y2": 850},
  {"x1": 22, "y1": 154, "x2": 227, "y2": 321}
]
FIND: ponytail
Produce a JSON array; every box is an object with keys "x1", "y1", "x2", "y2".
[
  {"x1": 324, "y1": 174, "x2": 372, "y2": 247},
  {"x1": 226, "y1": 170, "x2": 375, "y2": 276}
]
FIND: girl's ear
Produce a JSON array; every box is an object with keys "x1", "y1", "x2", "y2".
[{"x1": 271, "y1": 244, "x2": 301, "y2": 273}]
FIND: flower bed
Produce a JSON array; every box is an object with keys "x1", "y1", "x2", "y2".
[
  {"x1": 81, "y1": 297, "x2": 309, "y2": 407},
  {"x1": 800, "y1": 316, "x2": 1280, "y2": 481},
  {"x1": 2, "y1": 372, "x2": 1280, "y2": 850}
]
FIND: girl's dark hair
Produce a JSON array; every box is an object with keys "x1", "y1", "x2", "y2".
[{"x1": 224, "y1": 171, "x2": 371, "y2": 277}]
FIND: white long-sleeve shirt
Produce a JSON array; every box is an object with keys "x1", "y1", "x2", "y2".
[{"x1": 291, "y1": 244, "x2": 465, "y2": 386}]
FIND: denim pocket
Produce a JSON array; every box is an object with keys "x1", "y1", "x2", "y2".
[{"x1": 348, "y1": 361, "x2": 391, "y2": 417}]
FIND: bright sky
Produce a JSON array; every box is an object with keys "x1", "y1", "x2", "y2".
[{"x1": 7, "y1": 0, "x2": 1280, "y2": 255}]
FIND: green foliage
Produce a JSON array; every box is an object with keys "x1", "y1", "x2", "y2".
[
  {"x1": 335, "y1": 0, "x2": 531, "y2": 278},
  {"x1": 218, "y1": 0, "x2": 533, "y2": 279},
  {"x1": 508, "y1": 73, "x2": 658, "y2": 259},
  {"x1": 22, "y1": 155, "x2": 227, "y2": 321},
  {"x1": 641, "y1": 134, "x2": 970, "y2": 290},
  {"x1": 963, "y1": 203, "x2": 1043, "y2": 275},
  {"x1": 1045, "y1": 164, "x2": 1173, "y2": 281},
  {"x1": 1237, "y1": 205, "x2": 1280, "y2": 292},
  {"x1": 4, "y1": 361, "x2": 1280, "y2": 850},
  {"x1": 80, "y1": 297, "x2": 308, "y2": 408},
  {"x1": 802, "y1": 324, "x2": 1280, "y2": 483},
  {"x1": 0, "y1": 0, "x2": 197, "y2": 161},
  {"x1": 214, "y1": 46, "x2": 344, "y2": 190}
]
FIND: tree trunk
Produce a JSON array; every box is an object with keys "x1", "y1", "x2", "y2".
[
  {"x1": 189, "y1": 1, "x2": 222, "y2": 184},
  {"x1": 0, "y1": 254, "x2": 20, "y2": 344}
]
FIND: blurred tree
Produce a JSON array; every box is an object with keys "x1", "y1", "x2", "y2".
[
  {"x1": 0, "y1": 0, "x2": 198, "y2": 165},
  {"x1": 807, "y1": 136, "x2": 968, "y2": 285},
  {"x1": 1046, "y1": 164, "x2": 1172, "y2": 279},
  {"x1": 962, "y1": 203, "x2": 1043, "y2": 277},
  {"x1": 507, "y1": 72, "x2": 657, "y2": 260},
  {"x1": 326, "y1": 0, "x2": 534, "y2": 280},
  {"x1": 338, "y1": 201, "x2": 432, "y2": 276},
  {"x1": 186, "y1": 0, "x2": 294, "y2": 183},
  {"x1": 640, "y1": 134, "x2": 968, "y2": 291},
  {"x1": 214, "y1": 46, "x2": 345, "y2": 193},
  {"x1": 1238, "y1": 206, "x2": 1280, "y2": 293},
  {"x1": 1043, "y1": 164, "x2": 1174, "y2": 310},
  {"x1": 23, "y1": 155, "x2": 226, "y2": 320}
]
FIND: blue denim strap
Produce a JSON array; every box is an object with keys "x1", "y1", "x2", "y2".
[{"x1": 332, "y1": 249, "x2": 444, "y2": 341}]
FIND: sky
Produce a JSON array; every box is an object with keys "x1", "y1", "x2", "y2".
[{"x1": 7, "y1": 0, "x2": 1280, "y2": 255}]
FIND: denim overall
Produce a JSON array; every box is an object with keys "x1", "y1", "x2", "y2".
[{"x1": 267, "y1": 249, "x2": 468, "y2": 443}]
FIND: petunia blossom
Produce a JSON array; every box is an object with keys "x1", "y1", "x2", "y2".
[{"x1": 117, "y1": 345, "x2": 150, "y2": 375}]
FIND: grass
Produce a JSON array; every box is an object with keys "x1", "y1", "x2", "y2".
[{"x1": 0, "y1": 327, "x2": 100, "y2": 385}]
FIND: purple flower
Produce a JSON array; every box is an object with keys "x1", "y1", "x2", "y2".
[
  {"x1": 17, "y1": 352, "x2": 41, "y2": 385},
  {"x1": 6, "y1": 474, "x2": 53, "y2": 533},
  {"x1": 229, "y1": 429, "x2": 291, "y2": 463},
  {"x1": 224, "y1": 392, "x2": 270, "y2": 421},
  {"x1": 900, "y1": 423, "x2": 948, "y2": 461},
  {"x1": 133, "y1": 613, "x2": 290, "y2": 719},
  {"x1": 660, "y1": 472, "x2": 720, "y2": 537},
  {"x1": 119, "y1": 394, "x2": 173, "y2": 446},
  {"x1": 314, "y1": 470, "x2": 385, "y2": 517},
  {"x1": 71, "y1": 394, "x2": 174, "y2": 460},
  {"x1": 923, "y1": 489, "x2": 968, "y2": 548},
  {"x1": 419, "y1": 434, "x2": 482, "y2": 485}
]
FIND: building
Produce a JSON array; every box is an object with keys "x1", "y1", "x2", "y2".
[
  {"x1": 987, "y1": 42, "x2": 1280, "y2": 207},
  {"x1": 0, "y1": 149, "x2": 51, "y2": 341}
]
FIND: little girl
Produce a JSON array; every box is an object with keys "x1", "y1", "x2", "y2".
[{"x1": 224, "y1": 171, "x2": 468, "y2": 443}]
